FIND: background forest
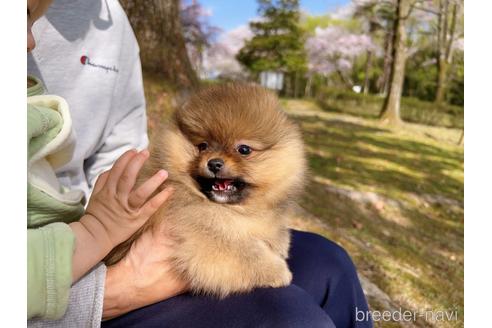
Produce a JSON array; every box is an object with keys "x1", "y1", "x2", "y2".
[{"x1": 120, "y1": 1, "x2": 464, "y2": 327}]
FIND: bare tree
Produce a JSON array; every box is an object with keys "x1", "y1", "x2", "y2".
[
  {"x1": 378, "y1": 27, "x2": 394, "y2": 95},
  {"x1": 380, "y1": 0, "x2": 412, "y2": 124},
  {"x1": 353, "y1": 0, "x2": 395, "y2": 95},
  {"x1": 434, "y1": 0, "x2": 462, "y2": 103},
  {"x1": 120, "y1": 0, "x2": 198, "y2": 89}
]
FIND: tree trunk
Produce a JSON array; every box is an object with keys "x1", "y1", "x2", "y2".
[
  {"x1": 294, "y1": 71, "x2": 299, "y2": 98},
  {"x1": 304, "y1": 75, "x2": 313, "y2": 98},
  {"x1": 435, "y1": 0, "x2": 459, "y2": 103},
  {"x1": 378, "y1": 28, "x2": 394, "y2": 95},
  {"x1": 285, "y1": 74, "x2": 292, "y2": 97},
  {"x1": 435, "y1": 58, "x2": 449, "y2": 103},
  {"x1": 336, "y1": 69, "x2": 352, "y2": 90},
  {"x1": 380, "y1": 0, "x2": 410, "y2": 125},
  {"x1": 120, "y1": 0, "x2": 198, "y2": 90},
  {"x1": 457, "y1": 129, "x2": 464, "y2": 145},
  {"x1": 363, "y1": 50, "x2": 373, "y2": 94}
]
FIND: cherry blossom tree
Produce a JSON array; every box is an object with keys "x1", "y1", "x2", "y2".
[
  {"x1": 305, "y1": 26, "x2": 379, "y2": 90},
  {"x1": 181, "y1": 0, "x2": 221, "y2": 76},
  {"x1": 202, "y1": 25, "x2": 253, "y2": 79}
]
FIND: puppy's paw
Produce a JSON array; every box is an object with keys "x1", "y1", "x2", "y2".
[
  {"x1": 259, "y1": 256, "x2": 292, "y2": 288},
  {"x1": 268, "y1": 266, "x2": 292, "y2": 288}
]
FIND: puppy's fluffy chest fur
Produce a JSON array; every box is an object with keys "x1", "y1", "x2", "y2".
[{"x1": 154, "y1": 184, "x2": 292, "y2": 297}]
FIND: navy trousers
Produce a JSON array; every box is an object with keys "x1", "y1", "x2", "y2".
[{"x1": 103, "y1": 230, "x2": 373, "y2": 328}]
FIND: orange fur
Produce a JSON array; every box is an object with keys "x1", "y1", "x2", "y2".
[{"x1": 105, "y1": 83, "x2": 306, "y2": 297}]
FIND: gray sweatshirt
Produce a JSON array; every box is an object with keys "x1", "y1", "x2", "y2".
[{"x1": 27, "y1": 0, "x2": 148, "y2": 326}]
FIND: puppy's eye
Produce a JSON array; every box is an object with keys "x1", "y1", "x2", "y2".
[
  {"x1": 197, "y1": 142, "x2": 208, "y2": 152},
  {"x1": 237, "y1": 145, "x2": 252, "y2": 155}
]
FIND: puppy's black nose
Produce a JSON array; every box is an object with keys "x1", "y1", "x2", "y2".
[{"x1": 208, "y1": 158, "x2": 224, "y2": 174}]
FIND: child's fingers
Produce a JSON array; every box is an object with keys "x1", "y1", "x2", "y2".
[
  {"x1": 116, "y1": 150, "x2": 150, "y2": 198},
  {"x1": 128, "y1": 170, "x2": 169, "y2": 209},
  {"x1": 106, "y1": 149, "x2": 138, "y2": 191},
  {"x1": 92, "y1": 170, "x2": 110, "y2": 194},
  {"x1": 140, "y1": 187, "x2": 174, "y2": 218}
]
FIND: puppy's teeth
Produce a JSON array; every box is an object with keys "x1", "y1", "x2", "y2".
[{"x1": 212, "y1": 185, "x2": 219, "y2": 191}]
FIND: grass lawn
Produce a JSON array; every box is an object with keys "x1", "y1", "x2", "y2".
[
  {"x1": 143, "y1": 73, "x2": 464, "y2": 327},
  {"x1": 282, "y1": 99, "x2": 463, "y2": 328}
]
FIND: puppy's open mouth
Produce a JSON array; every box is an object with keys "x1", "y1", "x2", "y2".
[{"x1": 195, "y1": 177, "x2": 248, "y2": 204}]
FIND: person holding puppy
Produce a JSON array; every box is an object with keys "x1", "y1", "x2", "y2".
[
  {"x1": 27, "y1": 0, "x2": 174, "y2": 321},
  {"x1": 29, "y1": 0, "x2": 372, "y2": 327}
]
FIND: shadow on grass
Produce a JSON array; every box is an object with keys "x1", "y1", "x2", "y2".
[
  {"x1": 303, "y1": 178, "x2": 464, "y2": 326},
  {"x1": 293, "y1": 115, "x2": 463, "y2": 202},
  {"x1": 293, "y1": 113, "x2": 463, "y2": 325}
]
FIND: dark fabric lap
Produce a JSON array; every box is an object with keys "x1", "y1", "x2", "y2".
[{"x1": 102, "y1": 230, "x2": 372, "y2": 328}]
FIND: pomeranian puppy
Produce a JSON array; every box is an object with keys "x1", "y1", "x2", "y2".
[{"x1": 105, "y1": 83, "x2": 306, "y2": 297}]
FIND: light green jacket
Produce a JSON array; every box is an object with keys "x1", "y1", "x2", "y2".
[{"x1": 27, "y1": 77, "x2": 85, "y2": 320}]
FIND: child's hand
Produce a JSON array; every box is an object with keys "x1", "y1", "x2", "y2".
[
  {"x1": 69, "y1": 149, "x2": 173, "y2": 282},
  {"x1": 85, "y1": 149, "x2": 172, "y2": 247}
]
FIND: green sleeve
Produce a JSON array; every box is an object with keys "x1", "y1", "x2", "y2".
[
  {"x1": 27, "y1": 103, "x2": 63, "y2": 159},
  {"x1": 27, "y1": 222, "x2": 75, "y2": 320}
]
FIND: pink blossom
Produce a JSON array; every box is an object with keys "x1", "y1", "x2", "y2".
[
  {"x1": 203, "y1": 25, "x2": 254, "y2": 78},
  {"x1": 306, "y1": 26, "x2": 379, "y2": 76}
]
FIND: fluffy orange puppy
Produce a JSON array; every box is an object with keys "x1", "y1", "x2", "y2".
[{"x1": 106, "y1": 83, "x2": 306, "y2": 297}]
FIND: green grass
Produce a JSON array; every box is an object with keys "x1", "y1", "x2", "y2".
[
  {"x1": 282, "y1": 99, "x2": 463, "y2": 328},
  {"x1": 143, "y1": 74, "x2": 464, "y2": 327}
]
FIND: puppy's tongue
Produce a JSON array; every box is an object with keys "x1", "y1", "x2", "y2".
[{"x1": 214, "y1": 179, "x2": 233, "y2": 191}]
